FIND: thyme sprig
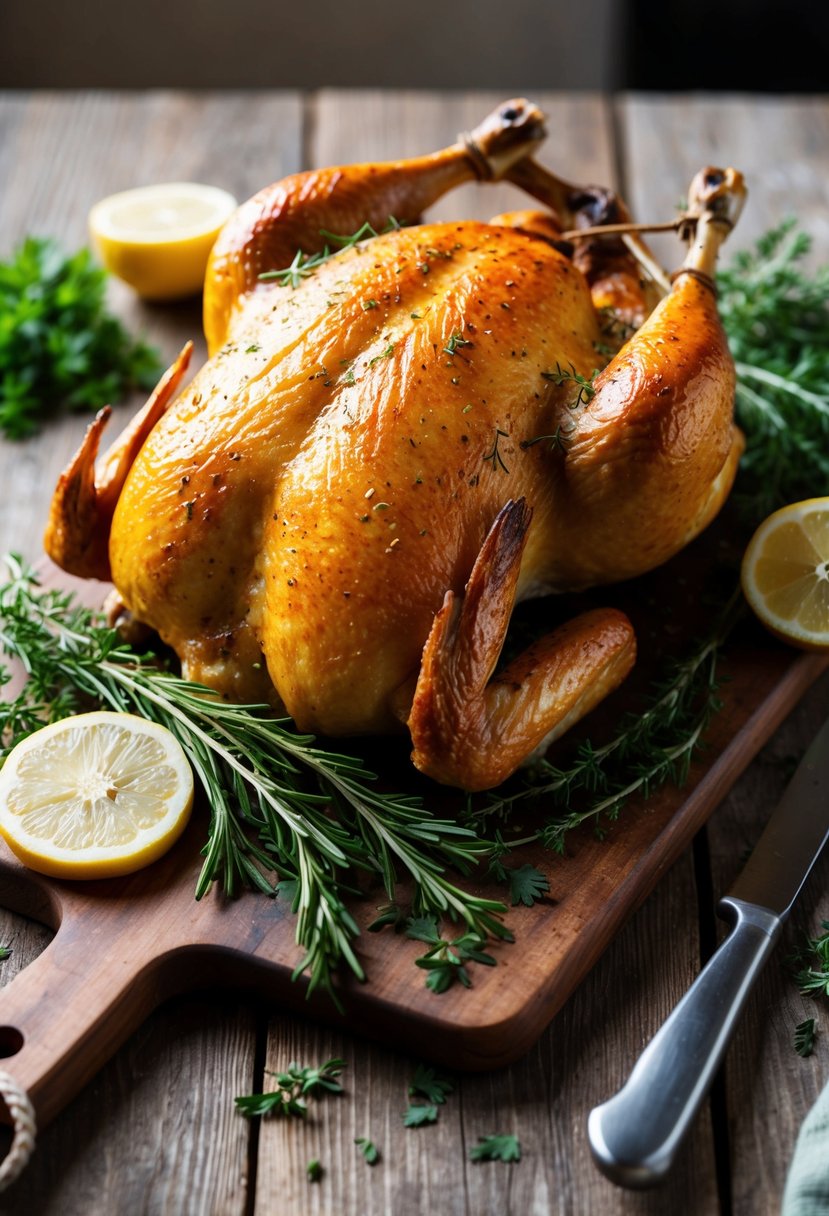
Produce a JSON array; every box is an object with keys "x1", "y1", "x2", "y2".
[
  {"x1": 469, "y1": 589, "x2": 742, "y2": 849},
  {"x1": 541, "y1": 362, "x2": 598, "y2": 405},
  {"x1": 717, "y1": 220, "x2": 829, "y2": 518},
  {"x1": 258, "y1": 218, "x2": 400, "y2": 288},
  {"x1": 0, "y1": 557, "x2": 507, "y2": 1000}
]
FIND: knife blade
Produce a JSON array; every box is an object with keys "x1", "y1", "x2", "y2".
[{"x1": 588, "y1": 714, "x2": 829, "y2": 1190}]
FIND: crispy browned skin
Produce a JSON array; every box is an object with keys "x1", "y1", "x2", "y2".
[{"x1": 45, "y1": 100, "x2": 745, "y2": 791}]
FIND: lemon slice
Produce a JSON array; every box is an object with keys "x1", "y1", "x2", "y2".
[
  {"x1": 0, "y1": 711, "x2": 194, "y2": 879},
  {"x1": 741, "y1": 497, "x2": 829, "y2": 651},
  {"x1": 89, "y1": 182, "x2": 237, "y2": 300}
]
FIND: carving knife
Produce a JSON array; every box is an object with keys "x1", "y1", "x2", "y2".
[{"x1": 588, "y1": 713, "x2": 829, "y2": 1189}]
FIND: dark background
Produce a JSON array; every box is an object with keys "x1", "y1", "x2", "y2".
[{"x1": 1, "y1": 0, "x2": 827, "y2": 91}]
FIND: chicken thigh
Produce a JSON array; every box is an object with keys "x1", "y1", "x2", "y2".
[{"x1": 45, "y1": 100, "x2": 746, "y2": 791}]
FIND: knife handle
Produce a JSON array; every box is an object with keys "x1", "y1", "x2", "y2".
[{"x1": 587, "y1": 897, "x2": 781, "y2": 1189}]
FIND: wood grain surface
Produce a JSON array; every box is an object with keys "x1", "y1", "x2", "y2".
[{"x1": 0, "y1": 89, "x2": 826, "y2": 1215}]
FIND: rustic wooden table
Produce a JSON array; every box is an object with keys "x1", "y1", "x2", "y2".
[{"x1": 0, "y1": 89, "x2": 827, "y2": 1216}]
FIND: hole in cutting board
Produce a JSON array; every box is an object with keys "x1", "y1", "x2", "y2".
[{"x1": 0, "y1": 1027, "x2": 23, "y2": 1058}]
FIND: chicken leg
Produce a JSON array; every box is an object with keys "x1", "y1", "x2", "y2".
[
  {"x1": 203, "y1": 98, "x2": 547, "y2": 354},
  {"x1": 547, "y1": 166, "x2": 747, "y2": 588}
]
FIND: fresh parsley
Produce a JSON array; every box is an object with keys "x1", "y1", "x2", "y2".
[
  {"x1": 0, "y1": 237, "x2": 160, "y2": 439},
  {"x1": 403, "y1": 1103, "x2": 439, "y2": 1127},
  {"x1": 406, "y1": 915, "x2": 499, "y2": 993},
  {"x1": 469, "y1": 1133, "x2": 521, "y2": 1163},
  {"x1": 234, "y1": 1057, "x2": 345, "y2": 1118},
  {"x1": 408, "y1": 1065, "x2": 454, "y2": 1106},
  {"x1": 306, "y1": 1159, "x2": 323, "y2": 1182},
  {"x1": 0, "y1": 947, "x2": 10, "y2": 961}
]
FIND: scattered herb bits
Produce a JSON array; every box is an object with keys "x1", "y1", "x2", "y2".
[
  {"x1": 469, "y1": 1134, "x2": 521, "y2": 1163},
  {"x1": 406, "y1": 915, "x2": 500, "y2": 993},
  {"x1": 306, "y1": 1159, "x2": 323, "y2": 1183},
  {"x1": 794, "y1": 1018, "x2": 817, "y2": 1058},
  {"x1": 0, "y1": 237, "x2": 161, "y2": 439},
  {"x1": 403, "y1": 1103, "x2": 439, "y2": 1127},
  {"x1": 408, "y1": 1065, "x2": 454, "y2": 1106},
  {"x1": 355, "y1": 1137, "x2": 380, "y2": 1164},
  {"x1": 235, "y1": 1058, "x2": 345, "y2": 1118}
]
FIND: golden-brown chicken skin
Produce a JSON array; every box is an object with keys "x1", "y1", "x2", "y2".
[{"x1": 45, "y1": 101, "x2": 746, "y2": 791}]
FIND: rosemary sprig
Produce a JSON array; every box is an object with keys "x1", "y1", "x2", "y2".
[{"x1": 0, "y1": 557, "x2": 507, "y2": 999}]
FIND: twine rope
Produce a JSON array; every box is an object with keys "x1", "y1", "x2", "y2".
[{"x1": 0, "y1": 1071, "x2": 36, "y2": 1191}]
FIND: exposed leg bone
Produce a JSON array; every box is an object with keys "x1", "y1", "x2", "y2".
[
  {"x1": 204, "y1": 98, "x2": 547, "y2": 353},
  {"x1": 43, "y1": 343, "x2": 192, "y2": 581},
  {"x1": 408, "y1": 500, "x2": 636, "y2": 790},
  {"x1": 506, "y1": 156, "x2": 672, "y2": 302}
]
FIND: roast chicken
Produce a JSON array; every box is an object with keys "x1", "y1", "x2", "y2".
[{"x1": 45, "y1": 100, "x2": 746, "y2": 791}]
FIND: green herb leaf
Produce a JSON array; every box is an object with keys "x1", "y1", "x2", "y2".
[
  {"x1": 506, "y1": 863, "x2": 550, "y2": 907},
  {"x1": 0, "y1": 947, "x2": 11, "y2": 961},
  {"x1": 306, "y1": 1159, "x2": 323, "y2": 1182},
  {"x1": 794, "y1": 1018, "x2": 817, "y2": 1058},
  {"x1": 482, "y1": 427, "x2": 510, "y2": 474},
  {"x1": 408, "y1": 1065, "x2": 453, "y2": 1106},
  {"x1": 0, "y1": 237, "x2": 161, "y2": 439},
  {"x1": 258, "y1": 218, "x2": 400, "y2": 288},
  {"x1": 443, "y1": 331, "x2": 473, "y2": 357},
  {"x1": 540, "y1": 362, "x2": 597, "y2": 406},
  {"x1": 406, "y1": 915, "x2": 501, "y2": 993},
  {"x1": 717, "y1": 221, "x2": 829, "y2": 519},
  {"x1": 469, "y1": 1133, "x2": 521, "y2": 1163},
  {"x1": 355, "y1": 1136, "x2": 380, "y2": 1164},
  {"x1": 788, "y1": 920, "x2": 829, "y2": 999},
  {"x1": 235, "y1": 1058, "x2": 344, "y2": 1118},
  {"x1": 403, "y1": 1103, "x2": 439, "y2": 1127}
]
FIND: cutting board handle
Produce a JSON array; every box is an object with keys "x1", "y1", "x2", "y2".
[{"x1": 0, "y1": 918, "x2": 171, "y2": 1128}]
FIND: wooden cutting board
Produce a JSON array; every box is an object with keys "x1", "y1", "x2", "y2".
[{"x1": 0, "y1": 555, "x2": 825, "y2": 1132}]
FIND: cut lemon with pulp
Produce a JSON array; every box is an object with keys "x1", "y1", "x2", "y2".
[
  {"x1": 89, "y1": 182, "x2": 237, "y2": 300},
  {"x1": 741, "y1": 497, "x2": 829, "y2": 651},
  {"x1": 0, "y1": 712, "x2": 194, "y2": 879}
]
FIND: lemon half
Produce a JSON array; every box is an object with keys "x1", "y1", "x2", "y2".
[
  {"x1": 89, "y1": 182, "x2": 237, "y2": 300},
  {"x1": 741, "y1": 497, "x2": 829, "y2": 651},
  {"x1": 0, "y1": 712, "x2": 194, "y2": 879}
]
